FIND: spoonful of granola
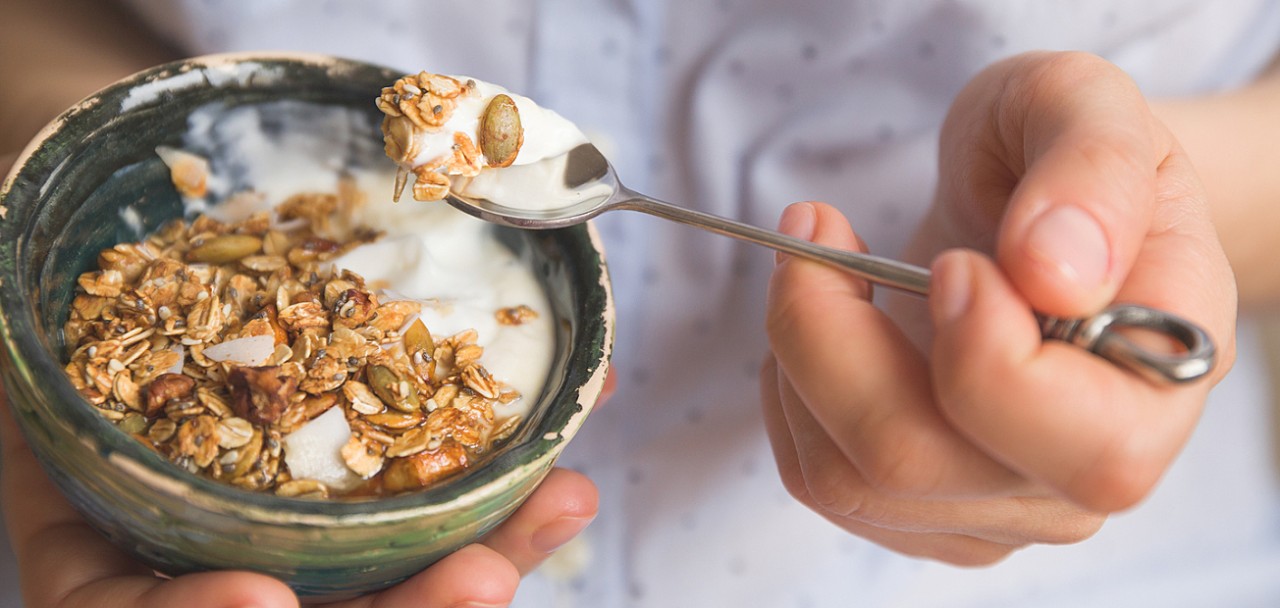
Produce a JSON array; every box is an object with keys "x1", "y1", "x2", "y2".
[{"x1": 376, "y1": 71, "x2": 1216, "y2": 385}]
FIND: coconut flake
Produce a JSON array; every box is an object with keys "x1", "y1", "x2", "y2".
[
  {"x1": 282, "y1": 407, "x2": 362, "y2": 491},
  {"x1": 202, "y1": 334, "x2": 274, "y2": 366},
  {"x1": 167, "y1": 344, "x2": 186, "y2": 375}
]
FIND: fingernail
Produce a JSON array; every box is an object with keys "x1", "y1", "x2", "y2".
[
  {"x1": 1025, "y1": 206, "x2": 1109, "y2": 289},
  {"x1": 776, "y1": 203, "x2": 817, "y2": 265},
  {"x1": 932, "y1": 252, "x2": 972, "y2": 322},
  {"x1": 531, "y1": 515, "x2": 594, "y2": 554}
]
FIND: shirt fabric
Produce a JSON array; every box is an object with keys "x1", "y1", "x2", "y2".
[{"x1": 6, "y1": 1, "x2": 1280, "y2": 606}]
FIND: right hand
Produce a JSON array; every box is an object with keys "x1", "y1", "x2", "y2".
[{"x1": 759, "y1": 52, "x2": 1237, "y2": 565}]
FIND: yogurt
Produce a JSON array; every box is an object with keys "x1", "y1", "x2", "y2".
[
  {"x1": 402, "y1": 77, "x2": 586, "y2": 170},
  {"x1": 378, "y1": 72, "x2": 592, "y2": 212},
  {"x1": 166, "y1": 100, "x2": 560, "y2": 492},
  {"x1": 179, "y1": 100, "x2": 556, "y2": 419}
]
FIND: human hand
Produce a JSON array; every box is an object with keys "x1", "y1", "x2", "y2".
[
  {"x1": 1, "y1": 382, "x2": 604, "y2": 608},
  {"x1": 761, "y1": 51, "x2": 1237, "y2": 565},
  {"x1": 1, "y1": 151, "x2": 611, "y2": 607}
]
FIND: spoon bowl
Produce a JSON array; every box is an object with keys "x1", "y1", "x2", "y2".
[{"x1": 450, "y1": 143, "x2": 616, "y2": 229}]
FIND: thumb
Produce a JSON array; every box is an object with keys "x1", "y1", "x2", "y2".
[{"x1": 995, "y1": 53, "x2": 1171, "y2": 318}]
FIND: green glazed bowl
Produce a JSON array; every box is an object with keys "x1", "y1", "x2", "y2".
[{"x1": 0, "y1": 53, "x2": 613, "y2": 601}]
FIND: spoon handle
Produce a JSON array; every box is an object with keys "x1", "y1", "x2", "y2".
[{"x1": 617, "y1": 196, "x2": 1214, "y2": 384}]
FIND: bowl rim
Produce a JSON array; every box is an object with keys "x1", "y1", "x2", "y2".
[{"x1": 0, "y1": 52, "x2": 615, "y2": 524}]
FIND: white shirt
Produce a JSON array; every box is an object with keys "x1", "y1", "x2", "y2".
[{"x1": 5, "y1": 1, "x2": 1280, "y2": 606}]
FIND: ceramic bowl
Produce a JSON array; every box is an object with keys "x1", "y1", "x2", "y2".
[{"x1": 0, "y1": 53, "x2": 613, "y2": 601}]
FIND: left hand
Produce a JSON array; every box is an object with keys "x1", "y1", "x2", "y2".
[{"x1": 761, "y1": 51, "x2": 1238, "y2": 565}]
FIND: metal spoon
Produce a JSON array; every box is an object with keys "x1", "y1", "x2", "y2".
[{"x1": 444, "y1": 143, "x2": 1215, "y2": 384}]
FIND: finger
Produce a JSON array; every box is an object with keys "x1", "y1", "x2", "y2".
[
  {"x1": 2, "y1": 382, "x2": 138, "y2": 578},
  {"x1": 2, "y1": 389, "x2": 298, "y2": 608},
  {"x1": 479, "y1": 468, "x2": 597, "y2": 576},
  {"x1": 994, "y1": 52, "x2": 1171, "y2": 317},
  {"x1": 766, "y1": 202, "x2": 1021, "y2": 497},
  {"x1": 777, "y1": 365, "x2": 1028, "y2": 565},
  {"x1": 330, "y1": 544, "x2": 518, "y2": 608},
  {"x1": 758, "y1": 354, "x2": 807, "y2": 500},
  {"x1": 929, "y1": 248, "x2": 1212, "y2": 512},
  {"x1": 53, "y1": 570, "x2": 297, "y2": 608},
  {"x1": 762, "y1": 357, "x2": 1022, "y2": 564},
  {"x1": 17, "y1": 509, "x2": 296, "y2": 608},
  {"x1": 2, "y1": 391, "x2": 117, "y2": 549},
  {"x1": 1118, "y1": 145, "x2": 1237, "y2": 377},
  {"x1": 773, "y1": 353, "x2": 1102, "y2": 546}
]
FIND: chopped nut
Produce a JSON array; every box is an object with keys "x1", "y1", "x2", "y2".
[
  {"x1": 382, "y1": 442, "x2": 469, "y2": 493},
  {"x1": 144, "y1": 373, "x2": 196, "y2": 417},
  {"x1": 227, "y1": 366, "x2": 297, "y2": 425}
]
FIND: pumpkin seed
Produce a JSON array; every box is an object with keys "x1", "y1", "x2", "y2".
[
  {"x1": 478, "y1": 94, "x2": 523, "y2": 168},
  {"x1": 118, "y1": 412, "x2": 147, "y2": 435},
  {"x1": 403, "y1": 318, "x2": 434, "y2": 354},
  {"x1": 187, "y1": 234, "x2": 263, "y2": 264},
  {"x1": 367, "y1": 364, "x2": 419, "y2": 411}
]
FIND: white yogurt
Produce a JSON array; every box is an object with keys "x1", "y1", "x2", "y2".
[{"x1": 407, "y1": 77, "x2": 588, "y2": 171}]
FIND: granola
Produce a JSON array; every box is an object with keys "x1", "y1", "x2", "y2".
[
  {"x1": 62, "y1": 151, "x2": 536, "y2": 498},
  {"x1": 378, "y1": 72, "x2": 489, "y2": 202},
  {"x1": 377, "y1": 70, "x2": 621, "y2": 206}
]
